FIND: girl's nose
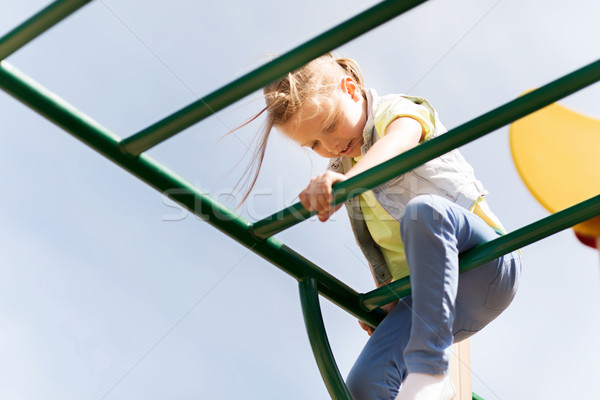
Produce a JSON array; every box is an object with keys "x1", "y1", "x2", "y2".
[{"x1": 322, "y1": 138, "x2": 338, "y2": 154}]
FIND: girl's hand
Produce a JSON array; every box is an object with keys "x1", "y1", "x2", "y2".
[
  {"x1": 358, "y1": 320, "x2": 375, "y2": 336},
  {"x1": 357, "y1": 301, "x2": 398, "y2": 336},
  {"x1": 299, "y1": 171, "x2": 347, "y2": 222}
]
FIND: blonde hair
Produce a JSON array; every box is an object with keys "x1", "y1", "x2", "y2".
[{"x1": 233, "y1": 53, "x2": 365, "y2": 205}]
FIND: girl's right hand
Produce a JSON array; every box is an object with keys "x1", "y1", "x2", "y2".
[
  {"x1": 358, "y1": 320, "x2": 375, "y2": 336},
  {"x1": 299, "y1": 170, "x2": 346, "y2": 222}
]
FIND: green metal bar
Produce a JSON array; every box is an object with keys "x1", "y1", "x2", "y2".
[
  {"x1": 299, "y1": 278, "x2": 353, "y2": 400},
  {"x1": 250, "y1": 57, "x2": 600, "y2": 239},
  {"x1": 118, "y1": 0, "x2": 429, "y2": 156},
  {"x1": 360, "y1": 194, "x2": 600, "y2": 311},
  {"x1": 0, "y1": 60, "x2": 384, "y2": 328},
  {"x1": 0, "y1": 0, "x2": 91, "y2": 60}
]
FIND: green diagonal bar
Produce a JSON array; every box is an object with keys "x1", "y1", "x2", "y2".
[
  {"x1": 250, "y1": 57, "x2": 600, "y2": 239},
  {"x1": 118, "y1": 0, "x2": 429, "y2": 156},
  {"x1": 0, "y1": 60, "x2": 385, "y2": 328},
  {"x1": 360, "y1": 194, "x2": 600, "y2": 311},
  {"x1": 0, "y1": 0, "x2": 91, "y2": 60},
  {"x1": 299, "y1": 278, "x2": 353, "y2": 400}
]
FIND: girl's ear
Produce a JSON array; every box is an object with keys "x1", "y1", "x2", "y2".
[{"x1": 341, "y1": 76, "x2": 360, "y2": 100}]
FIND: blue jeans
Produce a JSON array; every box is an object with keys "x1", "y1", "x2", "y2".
[{"x1": 346, "y1": 195, "x2": 521, "y2": 400}]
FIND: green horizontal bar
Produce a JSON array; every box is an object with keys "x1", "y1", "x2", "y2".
[
  {"x1": 299, "y1": 278, "x2": 353, "y2": 400},
  {"x1": 119, "y1": 0, "x2": 429, "y2": 156},
  {"x1": 0, "y1": 0, "x2": 91, "y2": 60},
  {"x1": 360, "y1": 194, "x2": 600, "y2": 311},
  {"x1": 250, "y1": 57, "x2": 600, "y2": 239},
  {"x1": 0, "y1": 60, "x2": 385, "y2": 328}
]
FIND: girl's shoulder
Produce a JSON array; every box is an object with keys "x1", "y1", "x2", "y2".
[
  {"x1": 376, "y1": 92, "x2": 438, "y2": 114},
  {"x1": 373, "y1": 92, "x2": 439, "y2": 140}
]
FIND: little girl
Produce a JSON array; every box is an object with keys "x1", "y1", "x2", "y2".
[{"x1": 236, "y1": 53, "x2": 521, "y2": 400}]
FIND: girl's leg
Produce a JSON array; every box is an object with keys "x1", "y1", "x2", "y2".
[
  {"x1": 347, "y1": 298, "x2": 413, "y2": 400},
  {"x1": 347, "y1": 195, "x2": 521, "y2": 400},
  {"x1": 401, "y1": 194, "x2": 521, "y2": 375}
]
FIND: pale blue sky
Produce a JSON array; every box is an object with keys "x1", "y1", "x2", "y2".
[{"x1": 1, "y1": 1, "x2": 599, "y2": 399}]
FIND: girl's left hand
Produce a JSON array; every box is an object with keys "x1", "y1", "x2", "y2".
[
  {"x1": 358, "y1": 320, "x2": 375, "y2": 336},
  {"x1": 299, "y1": 171, "x2": 347, "y2": 222}
]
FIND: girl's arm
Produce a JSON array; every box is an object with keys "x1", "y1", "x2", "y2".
[
  {"x1": 346, "y1": 116, "x2": 423, "y2": 179},
  {"x1": 299, "y1": 117, "x2": 424, "y2": 221}
]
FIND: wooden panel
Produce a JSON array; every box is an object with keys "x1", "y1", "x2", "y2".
[{"x1": 448, "y1": 339, "x2": 472, "y2": 400}]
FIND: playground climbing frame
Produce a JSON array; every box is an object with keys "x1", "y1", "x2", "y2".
[{"x1": 1, "y1": 1, "x2": 600, "y2": 399}]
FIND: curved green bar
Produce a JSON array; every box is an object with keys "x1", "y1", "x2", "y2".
[
  {"x1": 0, "y1": 0, "x2": 91, "y2": 60},
  {"x1": 299, "y1": 278, "x2": 353, "y2": 400},
  {"x1": 250, "y1": 58, "x2": 600, "y2": 239},
  {"x1": 118, "y1": 0, "x2": 429, "y2": 156}
]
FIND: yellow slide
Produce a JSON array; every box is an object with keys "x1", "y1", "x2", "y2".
[{"x1": 510, "y1": 97, "x2": 600, "y2": 246}]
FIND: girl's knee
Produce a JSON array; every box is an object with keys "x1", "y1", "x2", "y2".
[
  {"x1": 347, "y1": 356, "x2": 405, "y2": 400},
  {"x1": 346, "y1": 362, "x2": 379, "y2": 400},
  {"x1": 347, "y1": 361, "x2": 397, "y2": 400},
  {"x1": 401, "y1": 195, "x2": 450, "y2": 236}
]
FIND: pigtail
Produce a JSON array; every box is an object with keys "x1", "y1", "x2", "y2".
[
  {"x1": 227, "y1": 77, "x2": 295, "y2": 208},
  {"x1": 232, "y1": 118, "x2": 273, "y2": 207}
]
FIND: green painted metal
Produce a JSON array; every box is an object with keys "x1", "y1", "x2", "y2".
[
  {"x1": 0, "y1": 0, "x2": 91, "y2": 60},
  {"x1": 0, "y1": 60, "x2": 385, "y2": 329},
  {"x1": 250, "y1": 57, "x2": 600, "y2": 239},
  {"x1": 360, "y1": 193, "x2": 600, "y2": 310},
  {"x1": 118, "y1": 0, "x2": 429, "y2": 156},
  {"x1": 299, "y1": 278, "x2": 353, "y2": 400}
]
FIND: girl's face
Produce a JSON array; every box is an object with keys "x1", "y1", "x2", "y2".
[{"x1": 279, "y1": 77, "x2": 367, "y2": 159}]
